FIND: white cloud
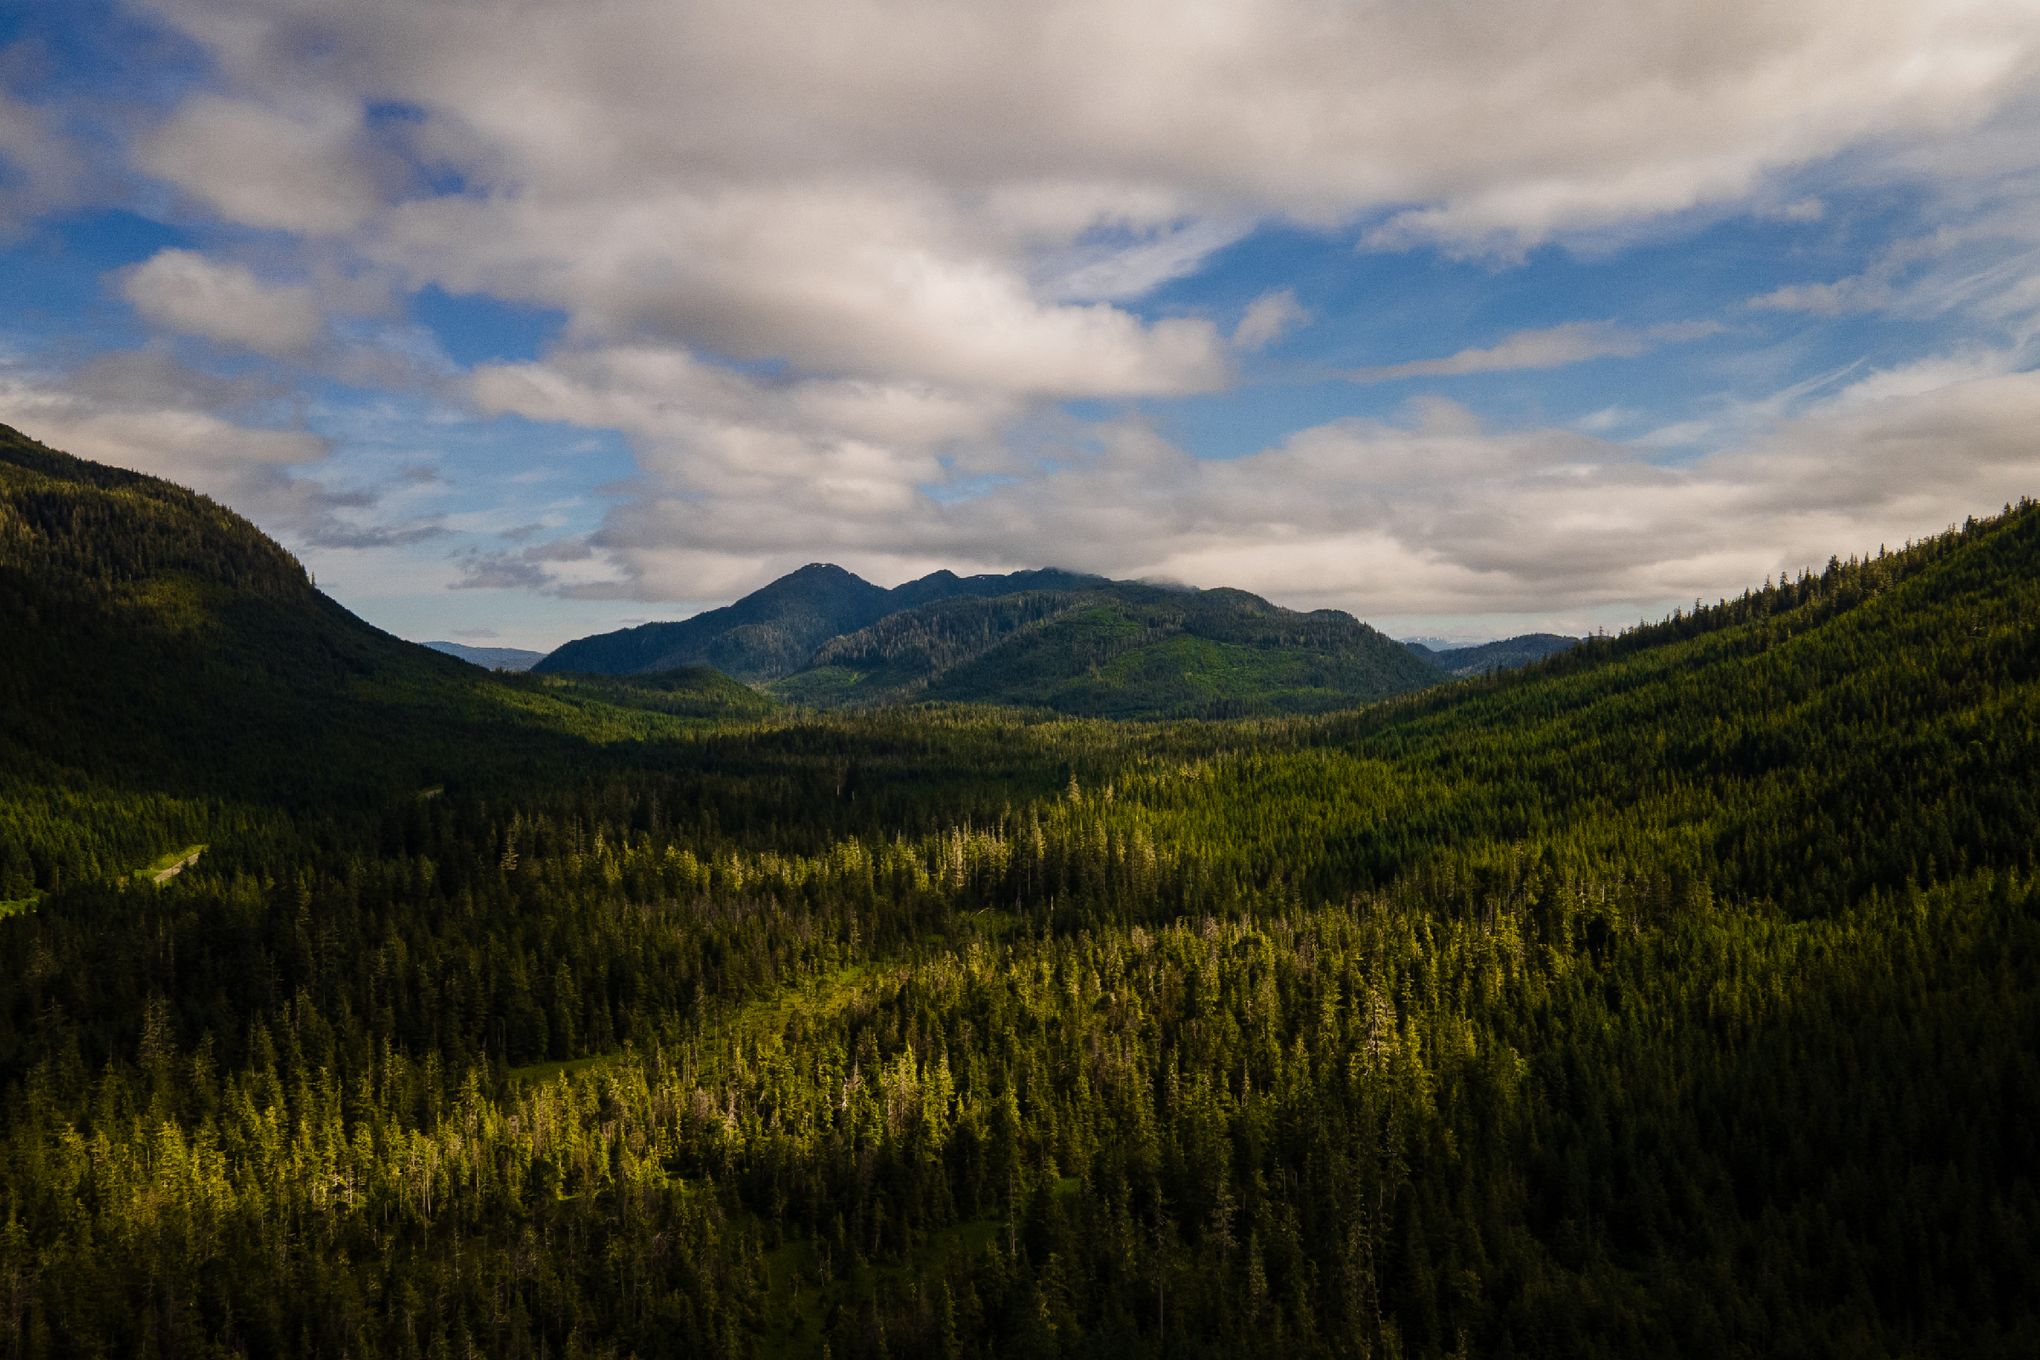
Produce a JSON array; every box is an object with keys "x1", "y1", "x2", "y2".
[
  {"x1": 0, "y1": 85, "x2": 85, "y2": 237},
  {"x1": 4, "y1": 350, "x2": 314, "y2": 472},
  {"x1": 0, "y1": 350, "x2": 448, "y2": 557},
  {"x1": 65, "y1": 0, "x2": 2040, "y2": 633},
  {"x1": 1232, "y1": 289, "x2": 1310, "y2": 351},
  {"x1": 136, "y1": 93, "x2": 380, "y2": 234},
  {"x1": 1040, "y1": 218, "x2": 1253, "y2": 303},
  {"x1": 457, "y1": 332, "x2": 2040, "y2": 628},
  {"x1": 371, "y1": 183, "x2": 1227, "y2": 397},
  {"x1": 469, "y1": 345, "x2": 1006, "y2": 556},
  {"x1": 1768, "y1": 198, "x2": 1828, "y2": 222},
  {"x1": 1347, "y1": 321, "x2": 1722, "y2": 383},
  {"x1": 125, "y1": 0, "x2": 2040, "y2": 392},
  {"x1": 119, "y1": 249, "x2": 323, "y2": 354}
]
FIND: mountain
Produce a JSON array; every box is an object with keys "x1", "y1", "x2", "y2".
[
  {"x1": 534, "y1": 564, "x2": 1104, "y2": 679},
  {"x1": 541, "y1": 561, "x2": 1443, "y2": 716},
  {"x1": 0, "y1": 423, "x2": 774, "y2": 898},
  {"x1": 423, "y1": 640, "x2": 546, "y2": 670},
  {"x1": 773, "y1": 579, "x2": 1442, "y2": 716},
  {"x1": 5, "y1": 416, "x2": 2038, "y2": 1355},
  {"x1": 1328, "y1": 505, "x2": 2040, "y2": 915},
  {"x1": 535, "y1": 562, "x2": 891, "y2": 679},
  {"x1": 0, "y1": 421, "x2": 469, "y2": 792},
  {"x1": 1407, "y1": 631, "x2": 1580, "y2": 677}
]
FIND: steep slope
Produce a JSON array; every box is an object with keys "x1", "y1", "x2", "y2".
[
  {"x1": 534, "y1": 563, "x2": 892, "y2": 679},
  {"x1": 1308, "y1": 500, "x2": 2040, "y2": 915},
  {"x1": 424, "y1": 641, "x2": 545, "y2": 670},
  {"x1": 534, "y1": 564, "x2": 1107, "y2": 679},
  {"x1": 0, "y1": 422, "x2": 460, "y2": 787},
  {"x1": 1407, "y1": 631, "x2": 1580, "y2": 677},
  {"x1": 0, "y1": 424, "x2": 721, "y2": 897},
  {"x1": 773, "y1": 579, "x2": 1442, "y2": 716}
]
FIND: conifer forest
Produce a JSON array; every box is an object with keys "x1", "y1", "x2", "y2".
[{"x1": 1, "y1": 425, "x2": 2036, "y2": 1357}]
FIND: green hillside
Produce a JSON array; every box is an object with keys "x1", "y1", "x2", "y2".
[
  {"x1": 773, "y1": 581, "x2": 1443, "y2": 716},
  {"x1": 0, "y1": 425, "x2": 2035, "y2": 1357},
  {"x1": 1407, "y1": 631, "x2": 1580, "y2": 677},
  {"x1": 535, "y1": 562, "x2": 893, "y2": 679},
  {"x1": 534, "y1": 564, "x2": 1105, "y2": 679},
  {"x1": 535, "y1": 562, "x2": 1447, "y2": 716},
  {"x1": 532, "y1": 664, "x2": 784, "y2": 721},
  {"x1": 0, "y1": 424, "x2": 781, "y2": 897}
]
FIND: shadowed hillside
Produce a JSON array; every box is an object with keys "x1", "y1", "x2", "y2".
[
  {"x1": 776, "y1": 579, "x2": 1443, "y2": 716},
  {"x1": 0, "y1": 424, "x2": 2036, "y2": 1358}
]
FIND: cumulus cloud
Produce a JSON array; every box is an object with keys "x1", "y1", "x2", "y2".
[
  {"x1": 119, "y1": 249, "x2": 323, "y2": 354},
  {"x1": 136, "y1": 93, "x2": 381, "y2": 234},
  {"x1": 375, "y1": 183, "x2": 1227, "y2": 397},
  {"x1": 125, "y1": 0, "x2": 2040, "y2": 392},
  {"x1": 469, "y1": 344, "x2": 1010, "y2": 573},
  {"x1": 146, "y1": 0, "x2": 2040, "y2": 232},
  {"x1": 1347, "y1": 321, "x2": 1723, "y2": 383},
  {"x1": 456, "y1": 332, "x2": 2040, "y2": 631},
  {"x1": 70, "y1": 0, "x2": 2040, "y2": 632},
  {"x1": 4, "y1": 351, "x2": 322, "y2": 482},
  {"x1": 0, "y1": 349, "x2": 443, "y2": 553}
]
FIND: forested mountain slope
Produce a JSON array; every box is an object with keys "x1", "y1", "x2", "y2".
[
  {"x1": 0, "y1": 423, "x2": 2034, "y2": 1358},
  {"x1": 0, "y1": 425, "x2": 787, "y2": 897},
  {"x1": 774, "y1": 579, "x2": 1442, "y2": 716},
  {"x1": 534, "y1": 564, "x2": 1104, "y2": 679},
  {"x1": 0, "y1": 420, "x2": 515, "y2": 787},
  {"x1": 1405, "y1": 631, "x2": 1579, "y2": 677},
  {"x1": 0, "y1": 421, "x2": 471, "y2": 889},
  {"x1": 1319, "y1": 505, "x2": 2040, "y2": 914},
  {"x1": 538, "y1": 561, "x2": 1446, "y2": 716}
]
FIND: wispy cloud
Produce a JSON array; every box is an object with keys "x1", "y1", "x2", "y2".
[
  {"x1": 1346, "y1": 321, "x2": 1722, "y2": 383},
  {"x1": 1233, "y1": 289, "x2": 1311, "y2": 351}
]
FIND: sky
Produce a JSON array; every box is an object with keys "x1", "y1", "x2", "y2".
[{"x1": 3, "y1": 1, "x2": 2040, "y2": 650}]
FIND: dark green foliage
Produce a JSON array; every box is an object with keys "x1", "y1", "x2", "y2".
[
  {"x1": 0, "y1": 427, "x2": 2036, "y2": 1357},
  {"x1": 1406, "y1": 632, "x2": 1580, "y2": 677},
  {"x1": 537, "y1": 562, "x2": 896, "y2": 679},
  {"x1": 0, "y1": 423, "x2": 804, "y2": 898},
  {"x1": 773, "y1": 581, "x2": 1442, "y2": 717},
  {"x1": 534, "y1": 565, "x2": 1109, "y2": 680},
  {"x1": 535, "y1": 563, "x2": 1438, "y2": 718},
  {"x1": 529, "y1": 664, "x2": 786, "y2": 721}
]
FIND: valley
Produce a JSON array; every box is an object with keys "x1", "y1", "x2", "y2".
[{"x1": 1, "y1": 425, "x2": 2035, "y2": 1355}]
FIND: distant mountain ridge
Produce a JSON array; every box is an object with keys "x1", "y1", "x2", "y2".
[
  {"x1": 533, "y1": 564, "x2": 1105, "y2": 680},
  {"x1": 539, "y1": 563, "x2": 1471, "y2": 717},
  {"x1": 538, "y1": 563, "x2": 1585, "y2": 716},
  {"x1": 1407, "y1": 633, "x2": 1580, "y2": 678},
  {"x1": 772, "y1": 579, "x2": 1445, "y2": 717},
  {"x1": 423, "y1": 641, "x2": 546, "y2": 671}
]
